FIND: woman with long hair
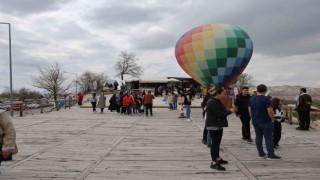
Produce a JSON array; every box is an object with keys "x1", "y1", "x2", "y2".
[
  {"x1": 205, "y1": 87, "x2": 237, "y2": 171},
  {"x1": 272, "y1": 97, "x2": 283, "y2": 149}
]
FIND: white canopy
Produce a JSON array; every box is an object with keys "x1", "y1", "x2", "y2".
[
  {"x1": 139, "y1": 77, "x2": 181, "y2": 83},
  {"x1": 124, "y1": 77, "x2": 140, "y2": 82}
]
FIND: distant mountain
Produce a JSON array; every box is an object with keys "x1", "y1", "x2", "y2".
[{"x1": 250, "y1": 85, "x2": 320, "y2": 100}]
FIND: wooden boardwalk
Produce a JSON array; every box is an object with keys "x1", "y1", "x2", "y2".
[{"x1": 1, "y1": 107, "x2": 320, "y2": 179}]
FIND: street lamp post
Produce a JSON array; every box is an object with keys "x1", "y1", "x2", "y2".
[
  {"x1": 0, "y1": 22, "x2": 13, "y2": 117},
  {"x1": 64, "y1": 71, "x2": 78, "y2": 95}
]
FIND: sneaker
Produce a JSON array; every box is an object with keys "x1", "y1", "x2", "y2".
[
  {"x1": 218, "y1": 159, "x2": 228, "y2": 164},
  {"x1": 258, "y1": 154, "x2": 267, "y2": 159},
  {"x1": 267, "y1": 154, "x2": 282, "y2": 160},
  {"x1": 185, "y1": 118, "x2": 191, "y2": 121},
  {"x1": 242, "y1": 137, "x2": 248, "y2": 140},
  {"x1": 296, "y1": 127, "x2": 305, "y2": 130},
  {"x1": 210, "y1": 162, "x2": 226, "y2": 171},
  {"x1": 247, "y1": 139, "x2": 254, "y2": 144},
  {"x1": 202, "y1": 139, "x2": 207, "y2": 145},
  {"x1": 207, "y1": 144, "x2": 212, "y2": 148}
]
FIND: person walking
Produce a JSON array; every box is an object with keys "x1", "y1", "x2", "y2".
[
  {"x1": 0, "y1": 110, "x2": 18, "y2": 168},
  {"x1": 66, "y1": 94, "x2": 72, "y2": 109},
  {"x1": 248, "y1": 84, "x2": 281, "y2": 160},
  {"x1": 206, "y1": 87, "x2": 237, "y2": 171},
  {"x1": 168, "y1": 92, "x2": 174, "y2": 110},
  {"x1": 77, "y1": 92, "x2": 84, "y2": 106},
  {"x1": 296, "y1": 88, "x2": 312, "y2": 131},
  {"x1": 123, "y1": 93, "x2": 134, "y2": 115},
  {"x1": 135, "y1": 94, "x2": 143, "y2": 114},
  {"x1": 234, "y1": 86, "x2": 253, "y2": 143},
  {"x1": 173, "y1": 92, "x2": 178, "y2": 110},
  {"x1": 143, "y1": 90, "x2": 155, "y2": 117},
  {"x1": 97, "y1": 93, "x2": 107, "y2": 114},
  {"x1": 184, "y1": 90, "x2": 192, "y2": 121},
  {"x1": 113, "y1": 81, "x2": 119, "y2": 90},
  {"x1": 272, "y1": 97, "x2": 283, "y2": 149},
  {"x1": 118, "y1": 91, "x2": 126, "y2": 114},
  {"x1": 108, "y1": 94, "x2": 118, "y2": 112},
  {"x1": 90, "y1": 93, "x2": 97, "y2": 113}
]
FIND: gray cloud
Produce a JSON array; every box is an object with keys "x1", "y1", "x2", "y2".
[
  {"x1": 86, "y1": 3, "x2": 167, "y2": 28},
  {"x1": 132, "y1": 30, "x2": 176, "y2": 50},
  {"x1": 245, "y1": 52, "x2": 320, "y2": 88},
  {"x1": 0, "y1": 0, "x2": 67, "y2": 16},
  {"x1": 1, "y1": 0, "x2": 320, "y2": 92},
  {"x1": 206, "y1": 0, "x2": 320, "y2": 56}
]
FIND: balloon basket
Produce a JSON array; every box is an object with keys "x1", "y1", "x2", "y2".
[{"x1": 221, "y1": 96, "x2": 233, "y2": 109}]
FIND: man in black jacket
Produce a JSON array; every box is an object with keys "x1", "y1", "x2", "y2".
[
  {"x1": 296, "y1": 88, "x2": 312, "y2": 131},
  {"x1": 205, "y1": 87, "x2": 237, "y2": 171},
  {"x1": 234, "y1": 86, "x2": 253, "y2": 143}
]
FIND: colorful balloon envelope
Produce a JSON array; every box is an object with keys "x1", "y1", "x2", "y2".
[{"x1": 175, "y1": 24, "x2": 253, "y2": 87}]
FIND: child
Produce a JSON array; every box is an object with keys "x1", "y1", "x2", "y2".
[
  {"x1": 272, "y1": 97, "x2": 283, "y2": 149},
  {"x1": 177, "y1": 94, "x2": 184, "y2": 111}
]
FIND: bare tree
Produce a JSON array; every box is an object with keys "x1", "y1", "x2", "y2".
[
  {"x1": 95, "y1": 72, "x2": 109, "y2": 89},
  {"x1": 114, "y1": 51, "x2": 143, "y2": 81},
  {"x1": 78, "y1": 71, "x2": 109, "y2": 93},
  {"x1": 32, "y1": 62, "x2": 71, "y2": 100},
  {"x1": 0, "y1": 87, "x2": 42, "y2": 100},
  {"x1": 78, "y1": 71, "x2": 93, "y2": 93},
  {"x1": 235, "y1": 73, "x2": 255, "y2": 87}
]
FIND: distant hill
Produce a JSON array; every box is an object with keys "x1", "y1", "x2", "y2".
[{"x1": 250, "y1": 85, "x2": 320, "y2": 100}]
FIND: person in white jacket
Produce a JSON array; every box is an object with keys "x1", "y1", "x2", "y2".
[{"x1": 272, "y1": 97, "x2": 283, "y2": 149}]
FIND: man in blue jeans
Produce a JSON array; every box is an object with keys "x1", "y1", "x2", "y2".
[
  {"x1": 248, "y1": 84, "x2": 281, "y2": 160},
  {"x1": 184, "y1": 91, "x2": 192, "y2": 121}
]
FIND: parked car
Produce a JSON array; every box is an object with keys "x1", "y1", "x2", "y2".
[
  {"x1": 0, "y1": 105, "x2": 10, "y2": 111},
  {"x1": 13, "y1": 103, "x2": 29, "y2": 111},
  {"x1": 27, "y1": 103, "x2": 40, "y2": 109},
  {"x1": 36, "y1": 98, "x2": 49, "y2": 107}
]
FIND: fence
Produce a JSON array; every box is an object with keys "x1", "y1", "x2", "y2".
[{"x1": 0, "y1": 99, "x2": 77, "y2": 117}]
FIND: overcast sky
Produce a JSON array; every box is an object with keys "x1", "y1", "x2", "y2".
[{"x1": 0, "y1": 0, "x2": 319, "y2": 93}]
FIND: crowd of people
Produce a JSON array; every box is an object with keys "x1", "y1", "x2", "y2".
[
  {"x1": 89, "y1": 90, "x2": 155, "y2": 117},
  {"x1": 0, "y1": 84, "x2": 314, "y2": 173},
  {"x1": 72, "y1": 84, "x2": 314, "y2": 172},
  {"x1": 202, "y1": 85, "x2": 313, "y2": 171}
]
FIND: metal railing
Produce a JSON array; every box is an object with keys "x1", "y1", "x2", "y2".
[{"x1": 0, "y1": 99, "x2": 78, "y2": 117}]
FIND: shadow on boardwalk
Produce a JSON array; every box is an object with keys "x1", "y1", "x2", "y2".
[{"x1": 1, "y1": 107, "x2": 320, "y2": 179}]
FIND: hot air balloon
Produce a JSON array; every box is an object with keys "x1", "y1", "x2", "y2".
[{"x1": 175, "y1": 24, "x2": 253, "y2": 87}]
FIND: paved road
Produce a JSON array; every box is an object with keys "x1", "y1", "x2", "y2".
[{"x1": 1, "y1": 107, "x2": 320, "y2": 179}]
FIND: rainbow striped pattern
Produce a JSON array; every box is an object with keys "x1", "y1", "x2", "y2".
[{"x1": 175, "y1": 24, "x2": 253, "y2": 87}]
